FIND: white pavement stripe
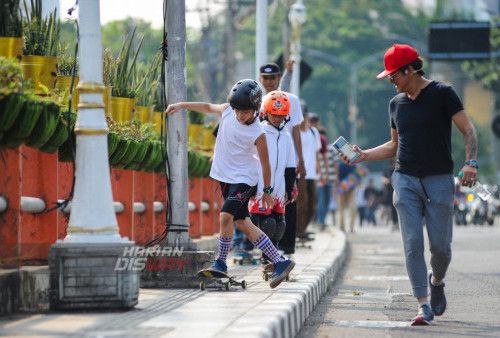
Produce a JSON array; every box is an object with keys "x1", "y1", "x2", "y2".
[
  {"x1": 356, "y1": 255, "x2": 402, "y2": 261},
  {"x1": 323, "y1": 320, "x2": 410, "y2": 328},
  {"x1": 337, "y1": 292, "x2": 411, "y2": 297},
  {"x1": 353, "y1": 275, "x2": 409, "y2": 281}
]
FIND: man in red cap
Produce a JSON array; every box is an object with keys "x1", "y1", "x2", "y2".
[{"x1": 338, "y1": 44, "x2": 478, "y2": 325}]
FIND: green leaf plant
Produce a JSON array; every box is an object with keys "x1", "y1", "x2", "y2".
[
  {"x1": 111, "y1": 27, "x2": 145, "y2": 98},
  {"x1": 22, "y1": 0, "x2": 60, "y2": 57},
  {"x1": 0, "y1": 0, "x2": 23, "y2": 37}
]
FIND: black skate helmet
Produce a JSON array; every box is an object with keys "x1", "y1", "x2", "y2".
[{"x1": 228, "y1": 79, "x2": 262, "y2": 111}]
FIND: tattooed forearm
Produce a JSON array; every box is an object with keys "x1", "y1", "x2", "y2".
[{"x1": 464, "y1": 127, "x2": 477, "y2": 160}]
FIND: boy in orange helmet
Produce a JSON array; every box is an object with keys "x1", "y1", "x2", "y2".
[{"x1": 248, "y1": 91, "x2": 297, "y2": 265}]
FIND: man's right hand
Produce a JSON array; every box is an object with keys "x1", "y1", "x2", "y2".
[{"x1": 339, "y1": 145, "x2": 365, "y2": 165}]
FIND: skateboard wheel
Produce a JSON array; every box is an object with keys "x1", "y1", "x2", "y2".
[
  {"x1": 238, "y1": 259, "x2": 243, "y2": 265},
  {"x1": 200, "y1": 281, "x2": 206, "y2": 291},
  {"x1": 233, "y1": 258, "x2": 237, "y2": 264},
  {"x1": 241, "y1": 280, "x2": 247, "y2": 289},
  {"x1": 225, "y1": 281, "x2": 231, "y2": 290},
  {"x1": 264, "y1": 273, "x2": 269, "y2": 281},
  {"x1": 286, "y1": 274, "x2": 290, "y2": 281},
  {"x1": 252, "y1": 259, "x2": 257, "y2": 265}
]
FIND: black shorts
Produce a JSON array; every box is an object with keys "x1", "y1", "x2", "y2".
[{"x1": 220, "y1": 182, "x2": 257, "y2": 221}]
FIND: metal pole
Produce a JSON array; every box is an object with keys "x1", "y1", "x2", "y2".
[
  {"x1": 349, "y1": 66, "x2": 358, "y2": 144},
  {"x1": 255, "y1": 0, "x2": 268, "y2": 80},
  {"x1": 64, "y1": 0, "x2": 122, "y2": 243},
  {"x1": 164, "y1": 0, "x2": 196, "y2": 250}
]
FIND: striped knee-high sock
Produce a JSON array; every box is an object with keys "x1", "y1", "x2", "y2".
[
  {"x1": 252, "y1": 234, "x2": 285, "y2": 263},
  {"x1": 217, "y1": 235, "x2": 232, "y2": 262}
]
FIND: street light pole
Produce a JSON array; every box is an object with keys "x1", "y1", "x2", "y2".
[
  {"x1": 255, "y1": 0, "x2": 267, "y2": 80},
  {"x1": 305, "y1": 48, "x2": 384, "y2": 144},
  {"x1": 288, "y1": 0, "x2": 306, "y2": 96},
  {"x1": 49, "y1": 0, "x2": 139, "y2": 310}
]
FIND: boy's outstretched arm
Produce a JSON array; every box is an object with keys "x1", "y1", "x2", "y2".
[
  {"x1": 255, "y1": 134, "x2": 275, "y2": 209},
  {"x1": 165, "y1": 102, "x2": 230, "y2": 115}
]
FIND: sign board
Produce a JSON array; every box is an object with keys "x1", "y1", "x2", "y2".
[{"x1": 428, "y1": 22, "x2": 496, "y2": 60}]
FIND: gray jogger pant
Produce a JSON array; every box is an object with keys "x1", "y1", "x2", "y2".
[{"x1": 391, "y1": 172, "x2": 454, "y2": 298}]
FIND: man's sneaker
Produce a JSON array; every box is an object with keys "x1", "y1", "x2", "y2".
[
  {"x1": 411, "y1": 303, "x2": 435, "y2": 326},
  {"x1": 208, "y1": 258, "x2": 227, "y2": 273},
  {"x1": 269, "y1": 259, "x2": 295, "y2": 289},
  {"x1": 429, "y1": 273, "x2": 447, "y2": 316}
]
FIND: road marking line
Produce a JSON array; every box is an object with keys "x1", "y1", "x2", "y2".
[
  {"x1": 353, "y1": 275, "x2": 409, "y2": 281},
  {"x1": 324, "y1": 320, "x2": 410, "y2": 328}
]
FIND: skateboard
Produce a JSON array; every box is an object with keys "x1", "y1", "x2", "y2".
[
  {"x1": 197, "y1": 269, "x2": 247, "y2": 291},
  {"x1": 232, "y1": 250, "x2": 259, "y2": 265},
  {"x1": 296, "y1": 236, "x2": 313, "y2": 249},
  {"x1": 261, "y1": 262, "x2": 290, "y2": 282}
]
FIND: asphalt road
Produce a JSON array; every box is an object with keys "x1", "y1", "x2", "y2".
[{"x1": 298, "y1": 224, "x2": 500, "y2": 337}]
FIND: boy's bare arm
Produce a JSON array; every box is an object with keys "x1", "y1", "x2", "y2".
[{"x1": 165, "y1": 102, "x2": 230, "y2": 115}]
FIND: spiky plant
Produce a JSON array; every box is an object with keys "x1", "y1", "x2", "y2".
[
  {"x1": 0, "y1": 0, "x2": 23, "y2": 37},
  {"x1": 22, "y1": 0, "x2": 60, "y2": 56},
  {"x1": 111, "y1": 27, "x2": 145, "y2": 98}
]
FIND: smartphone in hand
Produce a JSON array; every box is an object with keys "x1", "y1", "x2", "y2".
[{"x1": 332, "y1": 136, "x2": 360, "y2": 163}]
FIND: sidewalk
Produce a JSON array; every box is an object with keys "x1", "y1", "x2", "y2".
[{"x1": 0, "y1": 229, "x2": 347, "y2": 338}]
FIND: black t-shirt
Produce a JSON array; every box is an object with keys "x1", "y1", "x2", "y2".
[{"x1": 389, "y1": 81, "x2": 464, "y2": 177}]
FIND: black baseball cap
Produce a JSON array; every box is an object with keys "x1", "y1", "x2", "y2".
[{"x1": 259, "y1": 63, "x2": 281, "y2": 75}]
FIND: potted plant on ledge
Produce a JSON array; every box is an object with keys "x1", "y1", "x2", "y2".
[
  {"x1": 0, "y1": 0, "x2": 24, "y2": 60},
  {"x1": 109, "y1": 27, "x2": 144, "y2": 123},
  {"x1": 21, "y1": 0, "x2": 60, "y2": 93}
]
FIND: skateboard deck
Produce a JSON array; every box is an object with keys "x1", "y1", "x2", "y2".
[
  {"x1": 197, "y1": 269, "x2": 247, "y2": 290},
  {"x1": 232, "y1": 251, "x2": 259, "y2": 265}
]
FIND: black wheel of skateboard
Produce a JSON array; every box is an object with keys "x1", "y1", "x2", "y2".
[
  {"x1": 241, "y1": 280, "x2": 247, "y2": 289},
  {"x1": 238, "y1": 259, "x2": 243, "y2": 265},
  {"x1": 200, "y1": 281, "x2": 206, "y2": 290},
  {"x1": 286, "y1": 274, "x2": 290, "y2": 281}
]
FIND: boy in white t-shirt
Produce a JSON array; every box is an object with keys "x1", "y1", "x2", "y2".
[
  {"x1": 165, "y1": 79, "x2": 295, "y2": 288},
  {"x1": 248, "y1": 91, "x2": 297, "y2": 264}
]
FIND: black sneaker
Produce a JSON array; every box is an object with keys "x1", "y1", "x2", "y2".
[
  {"x1": 429, "y1": 273, "x2": 447, "y2": 316},
  {"x1": 411, "y1": 303, "x2": 435, "y2": 326}
]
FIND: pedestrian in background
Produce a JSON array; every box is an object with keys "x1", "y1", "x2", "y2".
[
  {"x1": 335, "y1": 160, "x2": 364, "y2": 233},
  {"x1": 309, "y1": 114, "x2": 330, "y2": 230},
  {"x1": 340, "y1": 44, "x2": 478, "y2": 325},
  {"x1": 356, "y1": 181, "x2": 367, "y2": 227},
  {"x1": 296, "y1": 112, "x2": 323, "y2": 239},
  {"x1": 363, "y1": 178, "x2": 378, "y2": 225}
]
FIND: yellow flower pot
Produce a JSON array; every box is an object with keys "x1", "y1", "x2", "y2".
[
  {"x1": 0, "y1": 37, "x2": 24, "y2": 60},
  {"x1": 153, "y1": 111, "x2": 164, "y2": 134},
  {"x1": 56, "y1": 75, "x2": 79, "y2": 111},
  {"x1": 21, "y1": 55, "x2": 58, "y2": 93},
  {"x1": 103, "y1": 86, "x2": 112, "y2": 117},
  {"x1": 135, "y1": 105, "x2": 154, "y2": 124},
  {"x1": 110, "y1": 96, "x2": 136, "y2": 122},
  {"x1": 188, "y1": 124, "x2": 203, "y2": 146},
  {"x1": 202, "y1": 128, "x2": 216, "y2": 150}
]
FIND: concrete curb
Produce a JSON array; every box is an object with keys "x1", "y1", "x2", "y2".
[{"x1": 223, "y1": 230, "x2": 347, "y2": 338}]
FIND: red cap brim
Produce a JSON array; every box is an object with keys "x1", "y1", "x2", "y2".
[{"x1": 376, "y1": 70, "x2": 390, "y2": 79}]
